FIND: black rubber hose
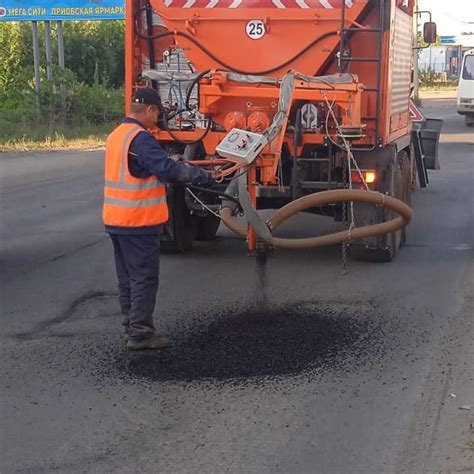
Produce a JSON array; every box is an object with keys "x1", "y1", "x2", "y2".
[
  {"x1": 144, "y1": 2, "x2": 157, "y2": 90},
  {"x1": 161, "y1": 109, "x2": 213, "y2": 145},
  {"x1": 179, "y1": 29, "x2": 338, "y2": 75},
  {"x1": 185, "y1": 69, "x2": 210, "y2": 111},
  {"x1": 184, "y1": 184, "x2": 242, "y2": 211}
]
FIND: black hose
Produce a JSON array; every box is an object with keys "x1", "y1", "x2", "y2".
[
  {"x1": 161, "y1": 109, "x2": 213, "y2": 145},
  {"x1": 134, "y1": 7, "x2": 338, "y2": 76},
  {"x1": 181, "y1": 29, "x2": 338, "y2": 75},
  {"x1": 184, "y1": 184, "x2": 242, "y2": 211},
  {"x1": 144, "y1": 2, "x2": 157, "y2": 90},
  {"x1": 185, "y1": 69, "x2": 210, "y2": 111}
]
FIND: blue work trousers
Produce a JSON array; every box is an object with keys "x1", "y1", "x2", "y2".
[{"x1": 109, "y1": 234, "x2": 161, "y2": 341}]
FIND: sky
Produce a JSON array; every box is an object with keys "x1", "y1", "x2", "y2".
[{"x1": 419, "y1": 0, "x2": 474, "y2": 36}]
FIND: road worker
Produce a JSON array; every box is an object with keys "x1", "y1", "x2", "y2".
[{"x1": 103, "y1": 87, "x2": 215, "y2": 350}]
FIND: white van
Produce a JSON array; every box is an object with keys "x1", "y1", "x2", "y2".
[{"x1": 457, "y1": 49, "x2": 474, "y2": 126}]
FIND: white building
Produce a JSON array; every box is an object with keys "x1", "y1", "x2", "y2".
[{"x1": 419, "y1": 46, "x2": 448, "y2": 74}]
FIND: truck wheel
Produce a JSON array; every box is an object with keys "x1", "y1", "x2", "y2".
[
  {"x1": 161, "y1": 186, "x2": 197, "y2": 254},
  {"x1": 465, "y1": 115, "x2": 474, "y2": 127},
  {"x1": 196, "y1": 214, "x2": 221, "y2": 241}
]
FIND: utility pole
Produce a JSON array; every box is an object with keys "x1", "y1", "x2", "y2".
[
  {"x1": 44, "y1": 21, "x2": 53, "y2": 81},
  {"x1": 44, "y1": 21, "x2": 54, "y2": 132},
  {"x1": 32, "y1": 21, "x2": 41, "y2": 114},
  {"x1": 57, "y1": 21, "x2": 66, "y2": 107}
]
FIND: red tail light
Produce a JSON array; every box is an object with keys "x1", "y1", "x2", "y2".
[{"x1": 351, "y1": 170, "x2": 377, "y2": 187}]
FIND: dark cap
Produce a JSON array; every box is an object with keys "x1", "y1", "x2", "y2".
[{"x1": 132, "y1": 87, "x2": 162, "y2": 107}]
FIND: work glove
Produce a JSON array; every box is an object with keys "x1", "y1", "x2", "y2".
[{"x1": 191, "y1": 169, "x2": 216, "y2": 187}]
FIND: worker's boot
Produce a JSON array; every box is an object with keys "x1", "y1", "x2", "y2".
[{"x1": 126, "y1": 334, "x2": 173, "y2": 350}]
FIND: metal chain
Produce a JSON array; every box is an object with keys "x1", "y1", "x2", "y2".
[
  {"x1": 338, "y1": 131, "x2": 356, "y2": 275},
  {"x1": 321, "y1": 93, "x2": 365, "y2": 275},
  {"x1": 341, "y1": 147, "x2": 357, "y2": 275},
  {"x1": 322, "y1": 94, "x2": 370, "y2": 192},
  {"x1": 340, "y1": 148, "x2": 356, "y2": 275},
  {"x1": 341, "y1": 154, "x2": 349, "y2": 275}
]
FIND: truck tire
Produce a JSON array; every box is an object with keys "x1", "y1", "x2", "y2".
[
  {"x1": 196, "y1": 214, "x2": 221, "y2": 241},
  {"x1": 161, "y1": 186, "x2": 197, "y2": 254},
  {"x1": 465, "y1": 115, "x2": 474, "y2": 127}
]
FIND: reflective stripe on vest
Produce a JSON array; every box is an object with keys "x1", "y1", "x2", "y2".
[
  {"x1": 103, "y1": 123, "x2": 169, "y2": 227},
  {"x1": 104, "y1": 197, "x2": 167, "y2": 208},
  {"x1": 104, "y1": 180, "x2": 163, "y2": 190}
]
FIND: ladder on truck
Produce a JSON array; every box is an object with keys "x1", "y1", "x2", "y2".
[
  {"x1": 338, "y1": 0, "x2": 385, "y2": 146},
  {"x1": 292, "y1": 0, "x2": 386, "y2": 197}
]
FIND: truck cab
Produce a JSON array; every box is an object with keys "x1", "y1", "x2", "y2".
[{"x1": 457, "y1": 49, "x2": 474, "y2": 126}]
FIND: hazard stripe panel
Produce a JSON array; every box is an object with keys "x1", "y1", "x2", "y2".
[{"x1": 164, "y1": 0, "x2": 355, "y2": 8}]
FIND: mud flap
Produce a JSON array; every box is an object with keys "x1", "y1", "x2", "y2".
[
  {"x1": 349, "y1": 146, "x2": 404, "y2": 262},
  {"x1": 412, "y1": 129, "x2": 428, "y2": 188},
  {"x1": 350, "y1": 202, "x2": 396, "y2": 262},
  {"x1": 419, "y1": 118, "x2": 443, "y2": 170}
]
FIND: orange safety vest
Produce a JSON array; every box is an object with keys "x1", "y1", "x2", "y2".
[{"x1": 103, "y1": 123, "x2": 169, "y2": 227}]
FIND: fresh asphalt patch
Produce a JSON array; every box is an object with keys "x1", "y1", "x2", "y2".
[
  {"x1": 111, "y1": 302, "x2": 386, "y2": 383},
  {"x1": 6, "y1": 296, "x2": 390, "y2": 386}
]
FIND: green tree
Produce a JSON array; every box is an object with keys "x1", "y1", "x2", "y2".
[
  {"x1": 63, "y1": 21, "x2": 125, "y2": 87},
  {"x1": 0, "y1": 22, "x2": 33, "y2": 91},
  {"x1": 0, "y1": 20, "x2": 125, "y2": 140},
  {"x1": 417, "y1": 33, "x2": 442, "y2": 48},
  {"x1": 0, "y1": 21, "x2": 125, "y2": 92}
]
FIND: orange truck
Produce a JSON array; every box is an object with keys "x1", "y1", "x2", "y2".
[{"x1": 125, "y1": 0, "x2": 439, "y2": 261}]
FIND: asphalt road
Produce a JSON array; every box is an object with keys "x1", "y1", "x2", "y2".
[{"x1": 1, "y1": 98, "x2": 473, "y2": 473}]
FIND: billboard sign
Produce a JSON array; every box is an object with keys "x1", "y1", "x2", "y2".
[
  {"x1": 440, "y1": 35, "x2": 456, "y2": 45},
  {"x1": 0, "y1": 0, "x2": 124, "y2": 21}
]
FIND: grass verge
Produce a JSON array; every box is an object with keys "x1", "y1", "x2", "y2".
[
  {"x1": 0, "y1": 123, "x2": 115, "y2": 152},
  {"x1": 419, "y1": 86, "x2": 457, "y2": 92}
]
